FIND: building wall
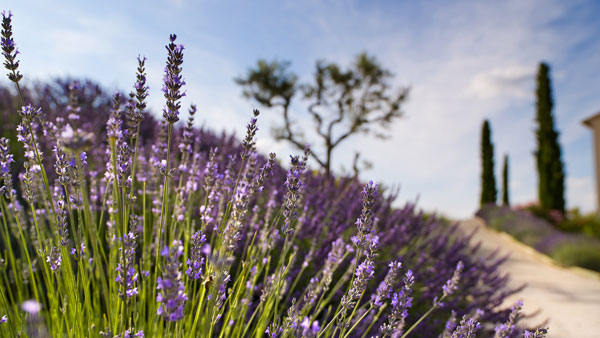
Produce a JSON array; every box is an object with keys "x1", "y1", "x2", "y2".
[{"x1": 587, "y1": 117, "x2": 600, "y2": 213}]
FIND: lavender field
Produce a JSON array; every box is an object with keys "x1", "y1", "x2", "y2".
[{"x1": 0, "y1": 7, "x2": 573, "y2": 338}]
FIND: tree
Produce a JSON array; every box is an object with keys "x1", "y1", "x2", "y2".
[
  {"x1": 480, "y1": 119, "x2": 497, "y2": 206},
  {"x1": 502, "y1": 154, "x2": 509, "y2": 206},
  {"x1": 235, "y1": 53, "x2": 409, "y2": 176},
  {"x1": 535, "y1": 62, "x2": 565, "y2": 212}
]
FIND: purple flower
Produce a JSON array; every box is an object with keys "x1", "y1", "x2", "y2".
[
  {"x1": 523, "y1": 327, "x2": 548, "y2": 338},
  {"x1": 442, "y1": 261, "x2": 464, "y2": 297},
  {"x1": 121, "y1": 329, "x2": 144, "y2": 338},
  {"x1": 116, "y1": 137, "x2": 133, "y2": 186},
  {"x1": 265, "y1": 323, "x2": 282, "y2": 338},
  {"x1": 54, "y1": 146, "x2": 71, "y2": 186},
  {"x1": 156, "y1": 240, "x2": 187, "y2": 321},
  {"x1": 116, "y1": 226, "x2": 139, "y2": 299},
  {"x1": 282, "y1": 155, "x2": 303, "y2": 236},
  {"x1": 241, "y1": 109, "x2": 259, "y2": 160},
  {"x1": 450, "y1": 315, "x2": 481, "y2": 338},
  {"x1": 46, "y1": 246, "x2": 62, "y2": 271},
  {"x1": 300, "y1": 317, "x2": 320, "y2": 338},
  {"x1": 371, "y1": 261, "x2": 402, "y2": 307},
  {"x1": 107, "y1": 93, "x2": 123, "y2": 139},
  {"x1": 21, "y1": 300, "x2": 41, "y2": 314},
  {"x1": 494, "y1": 300, "x2": 523, "y2": 338},
  {"x1": 0, "y1": 315, "x2": 6, "y2": 324},
  {"x1": 128, "y1": 55, "x2": 148, "y2": 126},
  {"x1": 162, "y1": 34, "x2": 185, "y2": 124},
  {"x1": 254, "y1": 152, "x2": 276, "y2": 192},
  {"x1": 341, "y1": 258, "x2": 375, "y2": 314},
  {"x1": 185, "y1": 230, "x2": 206, "y2": 280},
  {"x1": 381, "y1": 269, "x2": 414, "y2": 336},
  {"x1": 19, "y1": 104, "x2": 41, "y2": 123},
  {"x1": 354, "y1": 181, "x2": 378, "y2": 250},
  {"x1": 56, "y1": 193, "x2": 70, "y2": 247},
  {"x1": 0, "y1": 138, "x2": 15, "y2": 200},
  {"x1": 177, "y1": 104, "x2": 197, "y2": 170},
  {"x1": 1, "y1": 11, "x2": 23, "y2": 82},
  {"x1": 156, "y1": 159, "x2": 168, "y2": 175},
  {"x1": 441, "y1": 311, "x2": 458, "y2": 338}
]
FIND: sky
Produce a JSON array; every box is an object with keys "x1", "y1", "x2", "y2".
[{"x1": 3, "y1": 0, "x2": 600, "y2": 218}]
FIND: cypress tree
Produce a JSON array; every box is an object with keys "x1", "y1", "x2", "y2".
[
  {"x1": 535, "y1": 62, "x2": 565, "y2": 212},
  {"x1": 480, "y1": 119, "x2": 497, "y2": 206},
  {"x1": 502, "y1": 154, "x2": 509, "y2": 206}
]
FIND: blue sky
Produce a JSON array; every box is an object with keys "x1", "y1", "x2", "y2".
[{"x1": 4, "y1": 0, "x2": 600, "y2": 218}]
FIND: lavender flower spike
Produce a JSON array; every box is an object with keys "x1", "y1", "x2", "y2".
[
  {"x1": 494, "y1": 300, "x2": 523, "y2": 338},
  {"x1": 1, "y1": 11, "x2": 23, "y2": 82},
  {"x1": 282, "y1": 155, "x2": 302, "y2": 236},
  {"x1": 19, "y1": 104, "x2": 41, "y2": 124},
  {"x1": 186, "y1": 230, "x2": 206, "y2": 280},
  {"x1": 380, "y1": 269, "x2": 414, "y2": 336},
  {"x1": 371, "y1": 261, "x2": 402, "y2": 307},
  {"x1": 0, "y1": 138, "x2": 15, "y2": 200},
  {"x1": 354, "y1": 181, "x2": 378, "y2": 250},
  {"x1": 441, "y1": 311, "x2": 458, "y2": 338},
  {"x1": 523, "y1": 327, "x2": 548, "y2": 338},
  {"x1": 133, "y1": 55, "x2": 149, "y2": 116},
  {"x1": 340, "y1": 259, "x2": 375, "y2": 313},
  {"x1": 157, "y1": 240, "x2": 187, "y2": 321},
  {"x1": 46, "y1": 246, "x2": 62, "y2": 272},
  {"x1": 241, "y1": 109, "x2": 259, "y2": 160},
  {"x1": 449, "y1": 315, "x2": 481, "y2": 338},
  {"x1": 441, "y1": 261, "x2": 464, "y2": 299},
  {"x1": 107, "y1": 93, "x2": 123, "y2": 139},
  {"x1": 55, "y1": 192, "x2": 70, "y2": 247},
  {"x1": 116, "y1": 227, "x2": 139, "y2": 299},
  {"x1": 162, "y1": 34, "x2": 185, "y2": 124}
]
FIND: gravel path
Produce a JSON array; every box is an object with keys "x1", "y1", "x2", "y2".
[{"x1": 458, "y1": 218, "x2": 600, "y2": 338}]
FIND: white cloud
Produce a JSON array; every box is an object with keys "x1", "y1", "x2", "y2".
[{"x1": 467, "y1": 66, "x2": 535, "y2": 100}]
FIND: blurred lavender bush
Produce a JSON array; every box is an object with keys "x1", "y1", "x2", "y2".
[
  {"x1": 477, "y1": 205, "x2": 600, "y2": 272},
  {"x1": 0, "y1": 11, "x2": 547, "y2": 337}
]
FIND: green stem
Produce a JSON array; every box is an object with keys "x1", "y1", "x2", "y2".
[
  {"x1": 342, "y1": 304, "x2": 374, "y2": 338},
  {"x1": 400, "y1": 298, "x2": 443, "y2": 338}
]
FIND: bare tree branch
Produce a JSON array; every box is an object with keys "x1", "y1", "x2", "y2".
[{"x1": 235, "y1": 53, "x2": 409, "y2": 176}]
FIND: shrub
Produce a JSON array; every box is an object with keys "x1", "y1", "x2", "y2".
[
  {"x1": 478, "y1": 205, "x2": 600, "y2": 273},
  {"x1": 517, "y1": 203, "x2": 600, "y2": 240},
  {"x1": 559, "y1": 209, "x2": 600, "y2": 240},
  {"x1": 551, "y1": 243, "x2": 600, "y2": 272},
  {"x1": 0, "y1": 11, "x2": 544, "y2": 337}
]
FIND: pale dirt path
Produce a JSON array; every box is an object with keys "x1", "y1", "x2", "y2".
[{"x1": 457, "y1": 218, "x2": 600, "y2": 338}]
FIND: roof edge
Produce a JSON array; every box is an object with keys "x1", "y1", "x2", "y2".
[{"x1": 583, "y1": 112, "x2": 600, "y2": 128}]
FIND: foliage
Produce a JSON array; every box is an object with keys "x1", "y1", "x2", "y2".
[
  {"x1": 557, "y1": 209, "x2": 600, "y2": 240},
  {"x1": 0, "y1": 11, "x2": 546, "y2": 337},
  {"x1": 477, "y1": 205, "x2": 600, "y2": 272},
  {"x1": 480, "y1": 120, "x2": 496, "y2": 206},
  {"x1": 520, "y1": 203, "x2": 600, "y2": 240},
  {"x1": 550, "y1": 242, "x2": 600, "y2": 272},
  {"x1": 502, "y1": 154, "x2": 509, "y2": 206},
  {"x1": 534, "y1": 62, "x2": 565, "y2": 213},
  {"x1": 235, "y1": 53, "x2": 409, "y2": 176}
]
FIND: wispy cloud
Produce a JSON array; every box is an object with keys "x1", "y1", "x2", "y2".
[{"x1": 467, "y1": 66, "x2": 535, "y2": 100}]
